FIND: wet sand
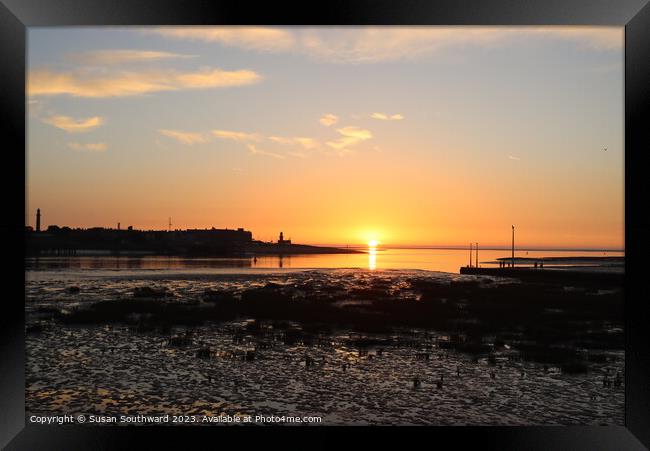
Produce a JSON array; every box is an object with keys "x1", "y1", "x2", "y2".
[{"x1": 26, "y1": 269, "x2": 624, "y2": 425}]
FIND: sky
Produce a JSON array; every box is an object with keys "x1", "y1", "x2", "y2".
[{"x1": 26, "y1": 26, "x2": 624, "y2": 249}]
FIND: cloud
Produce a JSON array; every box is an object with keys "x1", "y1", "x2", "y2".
[
  {"x1": 300, "y1": 28, "x2": 455, "y2": 64},
  {"x1": 527, "y1": 27, "x2": 623, "y2": 51},
  {"x1": 246, "y1": 144, "x2": 285, "y2": 159},
  {"x1": 298, "y1": 27, "x2": 622, "y2": 63},
  {"x1": 158, "y1": 129, "x2": 208, "y2": 145},
  {"x1": 43, "y1": 115, "x2": 103, "y2": 133},
  {"x1": 145, "y1": 27, "x2": 296, "y2": 52},
  {"x1": 157, "y1": 119, "x2": 369, "y2": 158},
  {"x1": 508, "y1": 155, "x2": 521, "y2": 161},
  {"x1": 67, "y1": 142, "x2": 107, "y2": 152},
  {"x1": 210, "y1": 130, "x2": 285, "y2": 158},
  {"x1": 211, "y1": 130, "x2": 261, "y2": 142},
  {"x1": 319, "y1": 114, "x2": 339, "y2": 127},
  {"x1": 28, "y1": 67, "x2": 261, "y2": 98},
  {"x1": 326, "y1": 137, "x2": 358, "y2": 153},
  {"x1": 156, "y1": 127, "x2": 322, "y2": 158},
  {"x1": 371, "y1": 112, "x2": 404, "y2": 121},
  {"x1": 327, "y1": 126, "x2": 373, "y2": 151},
  {"x1": 67, "y1": 50, "x2": 197, "y2": 65},
  {"x1": 269, "y1": 136, "x2": 319, "y2": 149},
  {"x1": 337, "y1": 126, "x2": 373, "y2": 140},
  {"x1": 28, "y1": 98, "x2": 48, "y2": 119},
  {"x1": 127, "y1": 27, "x2": 621, "y2": 66}
]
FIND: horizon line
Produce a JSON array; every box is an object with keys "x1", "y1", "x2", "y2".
[
  {"x1": 25, "y1": 224, "x2": 623, "y2": 252},
  {"x1": 313, "y1": 244, "x2": 625, "y2": 252}
]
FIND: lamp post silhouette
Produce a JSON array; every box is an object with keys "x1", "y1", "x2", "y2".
[{"x1": 511, "y1": 225, "x2": 515, "y2": 268}]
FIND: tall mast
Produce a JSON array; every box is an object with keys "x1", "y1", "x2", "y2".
[{"x1": 512, "y1": 225, "x2": 515, "y2": 268}]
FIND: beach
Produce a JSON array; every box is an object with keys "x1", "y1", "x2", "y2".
[{"x1": 25, "y1": 250, "x2": 625, "y2": 425}]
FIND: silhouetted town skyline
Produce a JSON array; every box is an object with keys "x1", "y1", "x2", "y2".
[{"x1": 26, "y1": 208, "x2": 360, "y2": 257}]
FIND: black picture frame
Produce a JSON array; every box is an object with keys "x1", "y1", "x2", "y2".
[{"x1": 1, "y1": 0, "x2": 649, "y2": 448}]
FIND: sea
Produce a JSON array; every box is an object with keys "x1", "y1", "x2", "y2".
[{"x1": 25, "y1": 247, "x2": 624, "y2": 277}]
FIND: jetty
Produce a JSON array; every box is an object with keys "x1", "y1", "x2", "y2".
[
  {"x1": 462, "y1": 226, "x2": 623, "y2": 286},
  {"x1": 459, "y1": 266, "x2": 623, "y2": 286}
]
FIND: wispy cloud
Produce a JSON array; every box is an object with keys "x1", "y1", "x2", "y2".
[
  {"x1": 150, "y1": 26, "x2": 622, "y2": 64},
  {"x1": 319, "y1": 114, "x2": 339, "y2": 127},
  {"x1": 163, "y1": 120, "x2": 366, "y2": 158},
  {"x1": 528, "y1": 28, "x2": 623, "y2": 51},
  {"x1": 299, "y1": 27, "x2": 623, "y2": 63},
  {"x1": 156, "y1": 127, "x2": 320, "y2": 158},
  {"x1": 67, "y1": 49, "x2": 197, "y2": 65},
  {"x1": 327, "y1": 126, "x2": 373, "y2": 152},
  {"x1": 43, "y1": 115, "x2": 103, "y2": 133},
  {"x1": 337, "y1": 126, "x2": 373, "y2": 140},
  {"x1": 247, "y1": 144, "x2": 285, "y2": 159},
  {"x1": 371, "y1": 112, "x2": 404, "y2": 121},
  {"x1": 28, "y1": 67, "x2": 261, "y2": 98},
  {"x1": 508, "y1": 155, "x2": 521, "y2": 161},
  {"x1": 211, "y1": 130, "x2": 261, "y2": 142},
  {"x1": 158, "y1": 129, "x2": 208, "y2": 145},
  {"x1": 28, "y1": 98, "x2": 43, "y2": 115},
  {"x1": 269, "y1": 136, "x2": 319, "y2": 149},
  {"x1": 212, "y1": 131, "x2": 310, "y2": 158},
  {"x1": 145, "y1": 27, "x2": 296, "y2": 52},
  {"x1": 67, "y1": 142, "x2": 107, "y2": 152}
]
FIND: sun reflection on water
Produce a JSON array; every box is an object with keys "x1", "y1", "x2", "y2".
[{"x1": 368, "y1": 246, "x2": 377, "y2": 270}]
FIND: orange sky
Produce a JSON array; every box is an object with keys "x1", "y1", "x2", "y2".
[{"x1": 26, "y1": 27, "x2": 624, "y2": 249}]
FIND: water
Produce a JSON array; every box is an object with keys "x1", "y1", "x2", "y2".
[{"x1": 26, "y1": 247, "x2": 624, "y2": 277}]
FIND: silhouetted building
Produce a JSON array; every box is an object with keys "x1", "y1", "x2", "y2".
[
  {"x1": 25, "y1": 224, "x2": 254, "y2": 257},
  {"x1": 278, "y1": 232, "x2": 291, "y2": 245},
  {"x1": 185, "y1": 227, "x2": 253, "y2": 243},
  {"x1": 36, "y1": 208, "x2": 41, "y2": 232}
]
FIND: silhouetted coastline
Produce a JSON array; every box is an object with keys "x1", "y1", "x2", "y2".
[{"x1": 25, "y1": 226, "x2": 361, "y2": 257}]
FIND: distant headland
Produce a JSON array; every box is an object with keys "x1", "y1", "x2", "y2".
[{"x1": 25, "y1": 209, "x2": 361, "y2": 257}]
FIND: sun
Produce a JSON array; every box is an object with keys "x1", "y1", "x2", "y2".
[{"x1": 368, "y1": 239, "x2": 379, "y2": 248}]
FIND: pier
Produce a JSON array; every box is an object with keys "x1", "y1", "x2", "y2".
[
  {"x1": 462, "y1": 225, "x2": 623, "y2": 286},
  {"x1": 459, "y1": 266, "x2": 623, "y2": 286}
]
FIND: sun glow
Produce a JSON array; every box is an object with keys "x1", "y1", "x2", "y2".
[{"x1": 368, "y1": 239, "x2": 379, "y2": 248}]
